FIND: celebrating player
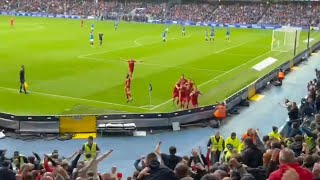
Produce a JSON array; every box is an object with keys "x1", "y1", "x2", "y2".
[
  {"x1": 125, "y1": 74, "x2": 133, "y2": 103},
  {"x1": 99, "y1": 33, "x2": 103, "y2": 46},
  {"x1": 185, "y1": 79, "x2": 194, "y2": 109},
  {"x1": 226, "y1": 28, "x2": 230, "y2": 41},
  {"x1": 10, "y1": 18, "x2": 14, "y2": 29},
  {"x1": 162, "y1": 31, "x2": 167, "y2": 42},
  {"x1": 90, "y1": 31, "x2": 94, "y2": 46},
  {"x1": 127, "y1": 59, "x2": 136, "y2": 78},
  {"x1": 190, "y1": 87, "x2": 202, "y2": 108},
  {"x1": 182, "y1": 26, "x2": 186, "y2": 36},
  {"x1": 173, "y1": 75, "x2": 186, "y2": 106}
]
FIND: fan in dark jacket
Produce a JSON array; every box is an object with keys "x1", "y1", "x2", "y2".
[
  {"x1": 137, "y1": 152, "x2": 177, "y2": 180},
  {"x1": 241, "y1": 137, "x2": 263, "y2": 168},
  {"x1": 0, "y1": 160, "x2": 16, "y2": 180}
]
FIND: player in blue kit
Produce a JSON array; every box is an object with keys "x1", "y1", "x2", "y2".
[
  {"x1": 114, "y1": 20, "x2": 118, "y2": 30},
  {"x1": 226, "y1": 28, "x2": 230, "y2": 41},
  {"x1": 205, "y1": 30, "x2": 208, "y2": 41},
  {"x1": 90, "y1": 31, "x2": 94, "y2": 46},
  {"x1": 182, "y1": 26, "x2": 186, "y2": 36},
  {"x1": 162, "y1": 31, "x2": 167, "y2": 42},
  {"x1": 210, "y1": 29, "x2": 215, "y2": 41},
  {"x1": 91, "y1": 24, "x2": 94, "y2": 31}
]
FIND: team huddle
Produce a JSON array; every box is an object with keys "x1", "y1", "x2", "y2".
[{"x1": 173, "y1": 75, "x2": 202, "y2": 109}]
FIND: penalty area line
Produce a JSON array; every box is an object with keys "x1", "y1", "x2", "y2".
[{"x1": 0, "y1": 86, "x2": 149, "y2": 110}]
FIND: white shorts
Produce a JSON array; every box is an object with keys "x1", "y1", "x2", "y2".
[
  {"x1": 226, "y1": 35, "x2": 230, "y2": 38},
  {"x1": 163, "y1": 37, "x2": 166, "y2": 40},
  {"x1": 90, "y1": 39, "x2": 94, "y2": 42}
]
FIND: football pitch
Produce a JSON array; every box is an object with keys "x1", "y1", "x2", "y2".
[{"x1": 0, "y1": 16, "x2": 319, "y2": 115}]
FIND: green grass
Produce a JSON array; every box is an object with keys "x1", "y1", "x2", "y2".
[{"x1": 0, "y1": 16, "x2": 319, "y2": 115}]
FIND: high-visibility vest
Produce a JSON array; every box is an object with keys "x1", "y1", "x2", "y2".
[
  {"x1": 224, "y1": 150, "x2": 232, "y2": 162},
  {"x1": 225, "y1": 137, "x2": 240, "y2": 151},
  {"x1": 14, "y1": 155, "x2": 26, "y2": 167},
  {"x1": 238, "y1": 142, "x2": 245, "y2": 153},
  {"x1": 304, "y1": 135, "x2": 315, "y2": 151},
  {"x1": 214, "y1": 105, "x2": 227, "y2": 119},
  {"x1": 84, "y1": 143, "x2": 97, "y2": 160},
  {"x1": 268, "y1": 131, "x2": 281, "y2": 141},
  {"x1": 210, "y1": 136, "x2": 224, "y2": 152},
  {"x1": 278, "y1": 72, "x2": 285, "y2": 79}
]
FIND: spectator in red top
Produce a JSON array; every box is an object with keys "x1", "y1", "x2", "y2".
[{"x1": 268, "y1": 148, "x2": 314, "y2": 180}]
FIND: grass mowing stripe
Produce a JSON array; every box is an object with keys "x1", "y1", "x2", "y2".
[{"x1": 0, "y1": 86, "x2": 149, "y2": 110}]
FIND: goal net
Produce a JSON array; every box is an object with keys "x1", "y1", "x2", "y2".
[{"x1": 271, "y1": 26, "x2": 301, "y2": 52}]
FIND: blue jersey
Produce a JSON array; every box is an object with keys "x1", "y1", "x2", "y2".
[
  {"x1": 182, "y1": 27, "x2": 185, "y2": 31},
  {"x1": 91, "y1": 24, "x2": 94, "y2": 28},
  {"x1": 162, "y1": 32, "x2": 166, "y2": 38},
  {"x1": 226, "y1": 29, "x2": 230, "y2": 36},
  {"x1": 114, "y1": 21, "x2": 118, "y2": 26},
  {"x1": 90, "y1": 33, "x2": 94, "y2": 40},
  {"x1": 211, "y1": 31, "x2": 214, "y2": 37}
]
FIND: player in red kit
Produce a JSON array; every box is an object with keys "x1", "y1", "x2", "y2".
[
  {"x1": 125, "y1": 74, "x2": 133, "y2": 103},
  {"x1": 127, "y1": 59, "x2": 137, "y2": 78},
  {"x1": 185, "y1": 79, "x2": 194, "y2": 109},
  {"x1": 172, "y1": 83, "x2": 180, "y2": 105},
  {"x1": 179, "y1": 83, "x2": 188, "y2": 109},
  {"x1": 190, "y1": 87, "x2": 202, "y2": 108},
  {"x1": 10, "y1": 18, "x2": 14, "y2": 29}
]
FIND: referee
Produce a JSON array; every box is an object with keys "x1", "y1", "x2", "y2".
[
  {"x1": 99, "y1": 33, "x2": 103, "y2": 46},
  {"x1": 19, "y1": 65, "x2": 27, "y2": 94}
]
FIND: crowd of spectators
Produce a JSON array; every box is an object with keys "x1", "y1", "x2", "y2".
[
  {"x1": 1, "y1": 0, "x2": 320, "y2": 26},
  {"x1": 211, "y1": 4, "x2": 267, "y2": 24},
  {"x1": 260, "y1": 3, "x2": 320, "y2": 26}
]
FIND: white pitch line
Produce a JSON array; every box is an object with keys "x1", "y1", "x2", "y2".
[
  {"x1": 0, "y1": 86, "x2": 149, "y2": 110},
  {"x1": 80, "y1": 56, "x2": 226, "y2": 73},
  {"x1": 150, "y1": 50, "x2": 281, "y2": 110},
  {"x1": 79, "y1": 34, "x2": 192, "y2": 58}
]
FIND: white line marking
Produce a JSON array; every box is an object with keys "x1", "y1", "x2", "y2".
[
  {"x1": 79, "y1": 34, "x2": 192, "y2": 58},
  {"x1": 80, "y1": 56, "x2": 226, "y2": 73},
  {"x1": 150, "y1": 50, "x2": 282, "y2": 110},
  {"x1": 0, "y1": 86, "x2": 149, "y2": 110}
]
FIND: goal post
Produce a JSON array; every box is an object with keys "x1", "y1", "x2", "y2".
[{"x1": 271, "y1": 26, "x2": 301, "y2": 52}]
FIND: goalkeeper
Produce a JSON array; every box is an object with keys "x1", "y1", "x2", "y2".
[{"x1": 19, "y1": 65, "x2": 28, "y2": 94}]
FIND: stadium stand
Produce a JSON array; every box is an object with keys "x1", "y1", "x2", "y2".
[{"x1": 1, "y1": 1, "x2": 320, "y2": 26}]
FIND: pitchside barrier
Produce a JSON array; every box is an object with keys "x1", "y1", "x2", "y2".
[{"x1": 0, "y1": 41, "x2": 319, "y2": 134}]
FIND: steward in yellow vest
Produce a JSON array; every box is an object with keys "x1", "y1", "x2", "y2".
[
  {"x1": 225, "y1": 132, "x2": 240, "y2": 152},
  {"x1": 268, "y1": 126, "x2": 281, "y2": 141},
  {"x1": 82, "y1": 136, "x2": 100, "y2": 161},
  {"x1": 207, "y1": 131, "x2": 225, "y2": 163},
  {"x1": 13, "y1": 151, "x2": 27, "y2": 170}
]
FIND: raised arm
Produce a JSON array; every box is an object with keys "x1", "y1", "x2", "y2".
[
  {"x1": 155, "y1": 141, "x2": 162, "y2": 156},
  {"x1": 96, "y1": 149, "x2": 113, "y2": 164}
]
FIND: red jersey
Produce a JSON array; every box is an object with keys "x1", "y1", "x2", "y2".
[
  {"x1": 125, "y1": 78, "x2": 131, "y2": 88},
  {"x1": 10, "y1": 19, "x2": 14, "y2": 25},
  {"x1": 128, "y1": 60, "x2": 136, "y2": 70},
  {"x1": 178, "y1": 78, "x2": 187, "y2": 86},
  {"x1": 179, "y1": 85, "x2": 187, "y2": 98},
  {"x1": 191, "y1": 91, "x2": 201, "y2": 102}
]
